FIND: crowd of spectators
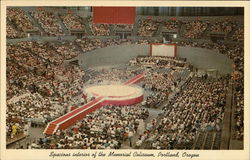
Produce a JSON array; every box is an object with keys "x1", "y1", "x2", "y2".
[
  {"x1": 233, "y1": 73, "x2": 243, "y2": 140},
  {"x1": 6, "y1": 8, "x2": 35, "y2": 39},
  {"x1": 35, "y1": 105, "x2": 149, "y2": 149},
  {"x1": 6, "y1": 8, "x2": 37, "y2": 38},
  {"x1": 60, "y1": 13, "x2": 86, "y2": 31},
  {"x1": 162, "y1": 19, "x2": 179, "y2": 31},
  {"x1": 6, "y1": 60, "x2": 29, "y2": 100},
  {"x1": 88, "y1": 18, "x2": 111, "y2": 36},
  {"x1": 210, "y1": 20, "x2": 236, "y2": 34},
  {"x1": 7, "y1": 8, "x2": 36, "y2": 32},
  {"x1": 75, "y1": 38, "x2": 152, "y2": 53},
  {"x1": 75, "y1": 38, "x2": 103, "y2": 52},
  {"x1": 129, "y1": 56, "x2": 190, "y2": 109},
  {"x1": 6, "y1": 38, "x2": 153, "y2": 142},
  {"x1": 183, "y1": 20, "x2": 210, "y2": 39},
  {"x1": 16, "y1": 41, "x2": 66, "y2": 65},
  {"x1": 6, "y1": 64, "x2": 86, "y2": 141},
  {"x1": 232, "y1": 27, "x2": 244, "y2": 42},
  {"x1": 5, "y1": 9, "x2": 244, "y2": 148},
  {"x1": 178, "y1": 40, "x2": 244, "y2": 140},
  {"x1": 138, "y1": 19, "x2": 160, "y2": 37},
  {"x1": 6, "y1": 22, "x2": 25, "y2": 39},
  {"x1": 6, "y1": 41, "x2": 86, "y2": 141},
  {"x1": 135, "y1": 39, "x2": 151, "y2": 44},
  {"x1": 30, "y1": 10, "x2": 63, "y2": 36},
  {"x1": 138, "y1": 76, "x2": 229, "y2": 149},
  {"x1": 6, "y1": 39, "x2": 243, "y2": 149},
  {"x1": 132, "y1": 56, "x2": 187, "y2": 68},
  {"x1": 6, "y1": 11, "x2": 244, "y2": 42},
  {"x1": 7, "y1": 44, "x2": 47, "y2": 73},
  {"x1": 87, "y1": 68, "x2": 140, "y2": 85},
  {"x1": 143, "y1": 71, "x2": 170, "y2": 108},
  {"x1": 114, "y1": 24, "x2": 133, "y2": 31},
  {"x1": 219, "y1": 45, "x2": 244, "y2": 140},
  {"x1": 52, "y1": 42, "x2": 80, "y2": 60}
]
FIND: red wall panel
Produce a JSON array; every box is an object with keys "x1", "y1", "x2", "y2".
[
  {"x1": 101, "y1": 96, "x2": 144, "y2": 106},
  {"x1": 93, "y1": 7, "x2": 136, "y2": 24}
]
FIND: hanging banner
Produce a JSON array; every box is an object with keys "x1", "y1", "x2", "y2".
[{"x1": 93, "y1": 7, "x2": 136, "y2": 24}]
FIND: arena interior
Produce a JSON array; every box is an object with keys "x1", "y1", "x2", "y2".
[{"x1": 6, "y1": 7, "x2": 244, "y2": 150}]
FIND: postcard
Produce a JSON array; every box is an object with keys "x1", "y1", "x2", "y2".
[{"x1": 0, "y1": 1, "x2": 249, "y2": 160}]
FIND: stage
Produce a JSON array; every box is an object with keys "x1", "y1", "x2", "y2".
[
  {"x1": 84, "y1": 84, "x2": 144, "y2": 106},
  {"x1": 44, "y1": 73, "x2": 144, "y2": 135}
]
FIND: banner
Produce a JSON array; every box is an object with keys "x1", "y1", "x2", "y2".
[{"x1": 93, "y1": 7, "x2": 136, "y2": 24}]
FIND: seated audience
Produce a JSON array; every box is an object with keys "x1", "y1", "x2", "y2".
[
  {"x1": 183, "y1": 20, "x2": 209, "y2": 39},
  {"x1": 31, "y1": 10, "x2": 63, "y2": 36}
]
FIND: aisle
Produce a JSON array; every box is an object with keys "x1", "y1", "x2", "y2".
[
  {"x1": 144, "y1": 107, "x2": 162, "y2": 123},
  {"x1": 120, "y1": 106, "x2": 163, "y2": 149},
  {"x1": 7, "y1": 127, "x2": 45, "y2": 149}
]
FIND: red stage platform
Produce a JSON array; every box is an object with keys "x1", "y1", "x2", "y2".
[{"x1": 44, "y1": 73, "x2": 144, "y2": 135}]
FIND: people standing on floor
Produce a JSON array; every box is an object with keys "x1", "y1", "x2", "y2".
[
  {"x1": 128, "y1": 129, "x2": 134, "y2": 147},
  {"x1": 24, "y1": 123, "x2": 29, "y2": 137}
]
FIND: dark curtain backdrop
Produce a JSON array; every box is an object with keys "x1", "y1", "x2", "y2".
[{"x1": 136, "y1": 7, "x2": 244, "y2": 16}]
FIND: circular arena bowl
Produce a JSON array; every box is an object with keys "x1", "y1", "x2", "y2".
[{"x1": 84, "y1": 84, "x2": 144, "y2": 106}]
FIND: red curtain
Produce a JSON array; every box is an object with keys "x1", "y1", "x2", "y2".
[{"x1": 93, "y1": 7, "x2": 136, "y2": 24}]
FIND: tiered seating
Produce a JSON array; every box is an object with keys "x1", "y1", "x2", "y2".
[
  {"x1": 76, "y1": 38, "x2": 103, "y2": 52},
  {"x1": 203, "y1": 132, "x2": 213, "y2": 149},
  {"x1": 6, "y1": 41, "x2": 86, "y2": 142},
  {"x1": 5, "y1": 10, "x2": 244, "y2": 41},
  {"x1": 88, "y1": 17, "x2": 111, "y2": 36},
  {"x1": 6, "y1": 22, "x2": 25, "y2": 39},
  {"x1": 52, "y1": 42, "x2": 80, "y2": 60},
  {"x1": 194, "y1": 133, "x2": 205, "y2": 149},
  {"x1": 7, "y1": 44, "x2": 46, "y2": 71},
  {"x1": 60, "y1": 13, "x2": 86, "y2": 31},
  {"x1": 6, "y1": 60, "x2": 29, "y2": 100},
  {"x1": 5, "y1": 9, "x2": 244, "y2": 150},
  {"x1": 231, "y1": 27, "x2": 244, "y2": 42},
  {"x1": 114, "y1": 24, "x2": 133, "y2": 31},
  {"x1": 17, "y1": 41, "x2": 64, "y2": 65},
  {"x1": 30, "y1": 10, "x2": 63, "y2": 36},
  {"x1": 162, "y1": 19, "x2": 179, "y2": 31},
  {"x1": 42, "y1": 105, "x2": 149, "y2": 149},
  {"x1": 7, "y1": 8, "x2": 36, "y2": 31},
  {"x1": 138, "y1": 19, "x2": 160, "y2": 37},
  {"x1": 142, "y1": 76, "x2": 229, "y2": 149},
  {"x1": 6, "y1": 8, "x2": 37, "y2": 39},
  {"x1": 210, "y1": 20, "x2": 236, "y2": 34},
  {"x1": 183, "y1": 20, "x2": 210, "y2": 39},
  {"x1": 75, "y1": 38, "x2": 147, "y2": 53},
  {"x1": 212, "y1": 132, "x2": 222, "y2": 149}
]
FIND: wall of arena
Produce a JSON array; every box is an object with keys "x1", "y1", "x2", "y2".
[
  {"x1": 78, "y1": 44, "x2": 150, "y2": 68},
  {"x1": 177, "y1": 46, "x2": 233, "y2": 74},
  {"x1": 77, "y1": 44, "x2": 233, "y2": 74}
]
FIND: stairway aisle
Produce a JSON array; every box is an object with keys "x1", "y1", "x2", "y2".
[
  {"x1": 23, "y1": 8, "x2": 46, "y2": 35},
  {"x1": 109, "y1": 24, "x2": 116, "y2": 36},
  {"x1": 84, "y1": 18, "x2": 93, "y2": 36},
  {"x1": 54, "y1": 13, "x2": 70, "y2": 35},
  {"x1": 155, "y1": 23, "x2": 163, "y2": 37},
  {"x1": 203, "y1": 132, "x2": 213, "y2": 149},
  {"x1": 194, "y1": 132, "x2": 206, "y2": 149},
  {"x1": 132, "y1": 16, "x2": 139, "y2": 36},
  {"x1": 220, "y1": 80, "x2": 233, "y2": 149}
]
